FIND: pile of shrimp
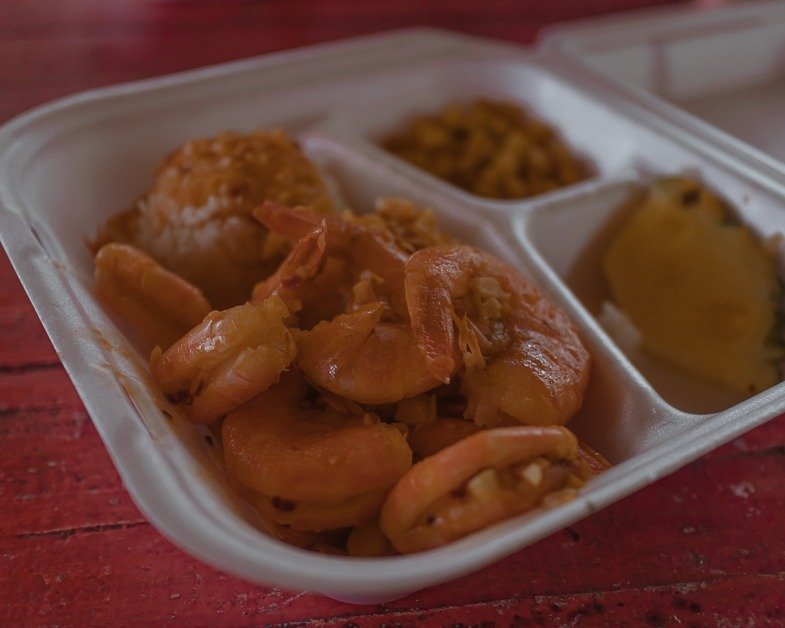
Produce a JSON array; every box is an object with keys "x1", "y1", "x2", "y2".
[{"x1": 93, "y1": 135, "x2": 607, "y2": 555}]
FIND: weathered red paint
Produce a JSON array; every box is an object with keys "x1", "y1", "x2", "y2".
[{"x1": 4, "y1": 1, "x2": 784, "y2": 624}]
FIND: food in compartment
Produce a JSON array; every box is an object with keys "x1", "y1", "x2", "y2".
[
  {"x1": 92, "y1": 129, "x2": 336, "y2": 309},
  {"x1": 381, "y1": 99, "x2": 589, "y2": 200},
  {"x1": 223, "y1": 370, "x2": 413, "y2": 533},
  {"x1": 405, "y1": 244, "x2": 590, "y2": 427},
  {"x1": 603, "y1": 177, "x2": 784, "y2": 397},
  {"x1": 345, "y1": 197, "x2": 456, "y2": 253},
  {"x1": 92, "y1": 129, "x2": 606, "y2": 555},
  {"x1": 93, "y1": 242, "x2": 211, "y2": 350},
  {"x1": 151, "y1": 297, "x2": 297, "y2": 425},
  {"x1": 379, "y1": 426, "x2": 588, "y2": 553}
]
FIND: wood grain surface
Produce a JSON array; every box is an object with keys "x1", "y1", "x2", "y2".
[{"x1": 3, "y1": 1, "x2": 785, "y2": 625}]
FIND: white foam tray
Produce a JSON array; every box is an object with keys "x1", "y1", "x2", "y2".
[
  {"x1": 2, "y1": 26, "x2": 785, "y2": 604},
  {"x1": 542, "y1": 0, "x2": 785, "y2": 175}
]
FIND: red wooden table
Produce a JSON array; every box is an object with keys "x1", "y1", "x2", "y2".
[{"x1": 3, "y1": 1, "x2": 785, "y2": 625}]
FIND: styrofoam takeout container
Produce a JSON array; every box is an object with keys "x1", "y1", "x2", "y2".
[
  {"x1": 2, "y1": 19, "x2": 785, "y2": 603},
  {"x1": 542, "y1": 0, "x2": 785, "y2": 175}
]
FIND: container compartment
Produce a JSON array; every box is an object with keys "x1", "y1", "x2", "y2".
[
  {"x1": 525, "y1": 174, "x2": 785, "y2": 416},
  {"x1": 542, "y1": 2, "x2": 785, "y2": 165},
  {"x1": 303, "y1": 132, "x2": 509, "y2": 252},
  {"x1": 321, "y1": 57, "x2": 635, "y2": 205},
  {"x1": 305, "y1": 133, "x2": 651, "y2": 463}
]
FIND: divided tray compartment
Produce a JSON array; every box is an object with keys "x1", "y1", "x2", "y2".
[
  {"x1": 320, "y1": 56, "x2": 632, "y2": 206},
  {"x1": 4, "y1": 29, "x2": 785, "y2": 603},
  {"x1": 541, "y1": 1, "x2": 785, "y2": 171}
]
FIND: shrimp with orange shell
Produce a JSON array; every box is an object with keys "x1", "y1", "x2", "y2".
[
  {"x1": 405, "y1": 244, "x2": 591, "y2": 427},
  {"x1": 253, "y1": 202, "x2": 445, "y2": 404},
  {"x1": 94, "y1": 242, "x2": 212, "y2": 351},
  {"x1": 380, "y1": 425, "x2": 591, "y2": 553},
  {"x1": 152, "y1": 296, "x2": 297, "y2": 424},
  {"x1": 222, "y1": 370, "x2": 413, "y2": 531},
  {"x1": 91, "y1": 133, "x2": 607, "y2": 556}
]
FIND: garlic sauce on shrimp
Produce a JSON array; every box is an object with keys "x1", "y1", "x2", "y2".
[
  {"x1": 405, "y1": 244, "x2": 590, "y2": 427},
  {"x1": 380, "y1": 425, "x2": 590, "y2": 553},
  {"x1": 254, "y1": 202, "x2": 445, "y2": 403}
]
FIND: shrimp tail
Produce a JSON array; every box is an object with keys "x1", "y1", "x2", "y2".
[
  {"x1": 253, "y1": 200, "x2": 325, "y2": 242},
  {"x1": 251, "y1": 221, "x2": 327, "y2": 306}
]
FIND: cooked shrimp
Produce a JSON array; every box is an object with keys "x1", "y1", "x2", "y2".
[
  {"x1": 254, "y1": 202, "x2": 445, "y2": 402},
  {"x1": 250, "y1": 220, "x2": 356, "y2": 328},
  {"x1": 405, "y1": 245, "x2": 590, "y2": 427},
  {"x1": 94, "y1": 242, "x2": 212, "y2": 350},
  {"x1": 393, "y1": 389, "x2": 482, "y2": 459},
  {"x1": 152, "y1": 296, "x2": 296, "y2": 424},
  {"x1": 232, "y1": 474, "x2": 354, "y2": 553},
  {"x1": 295, "y1": 301, "x2": 443, "y2": 404},
  {"x1": 253, "y1": 201, "x2": 409, "y2": 318},
  {"x1": 346, "y1": 519, "x2": 396, "y2": 557},
  {"x1": 223, "y1": 370, "x2": 412, "y2": 531},
  {"x1": 408, "y1": 417, "x2": 483, "y2": 460},
  {"x1": 379, "y1": 425, "x2": 589, "y2": 553},
  {"x1": 250, "y1": 221, "x2": 326, "y2": 308},
  {"x1": 578, "y1": 442, "x2": 612, "y2": 474},
  {"x1": 232, "y1": 479, "x2": 390, "y2": 533},
  {"x1": 394, "y1": 393, "x2": 437, "y2": 426}
]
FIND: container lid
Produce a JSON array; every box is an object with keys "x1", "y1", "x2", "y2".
[{"x1": 540, "y1": 0, "x2": 785, "y2": 169}]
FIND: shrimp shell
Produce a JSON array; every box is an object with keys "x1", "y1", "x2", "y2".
[
  {"x1": 254, "y1": 201, "x2": 410, "y2": 319},
  {"x1": 379, "y1": 425, "x2": 585, "y2": 553},
  {"x1": 251, "y1": 220, "x2": 327, "y2": 310},
  {"x1": 94, "y1": 242, "x2": 211, "y2": 350},
  {"x1": 152, "y1": 297, "x2": 296, "y2": 424},
  {"x1": 231, "y1": 478, "x2": 390, "y2": 532},
  {"x1": 223, "y1": 371, "x2": 412, "y2": 531},
  {"x1": 295, "y1": 301, "x2": 442, "y2": 404},
  {"x1": 405, "y1": 245, "x2": 590, "y2": 426}
]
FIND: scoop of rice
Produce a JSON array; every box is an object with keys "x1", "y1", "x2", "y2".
[{"x1": 96, "y1": 129, "x2": 335, "y2": 308}]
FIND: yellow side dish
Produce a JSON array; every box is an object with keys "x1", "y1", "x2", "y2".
[{"x1": 604, "y1": 178, "x2": 783, "y2": 397}]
